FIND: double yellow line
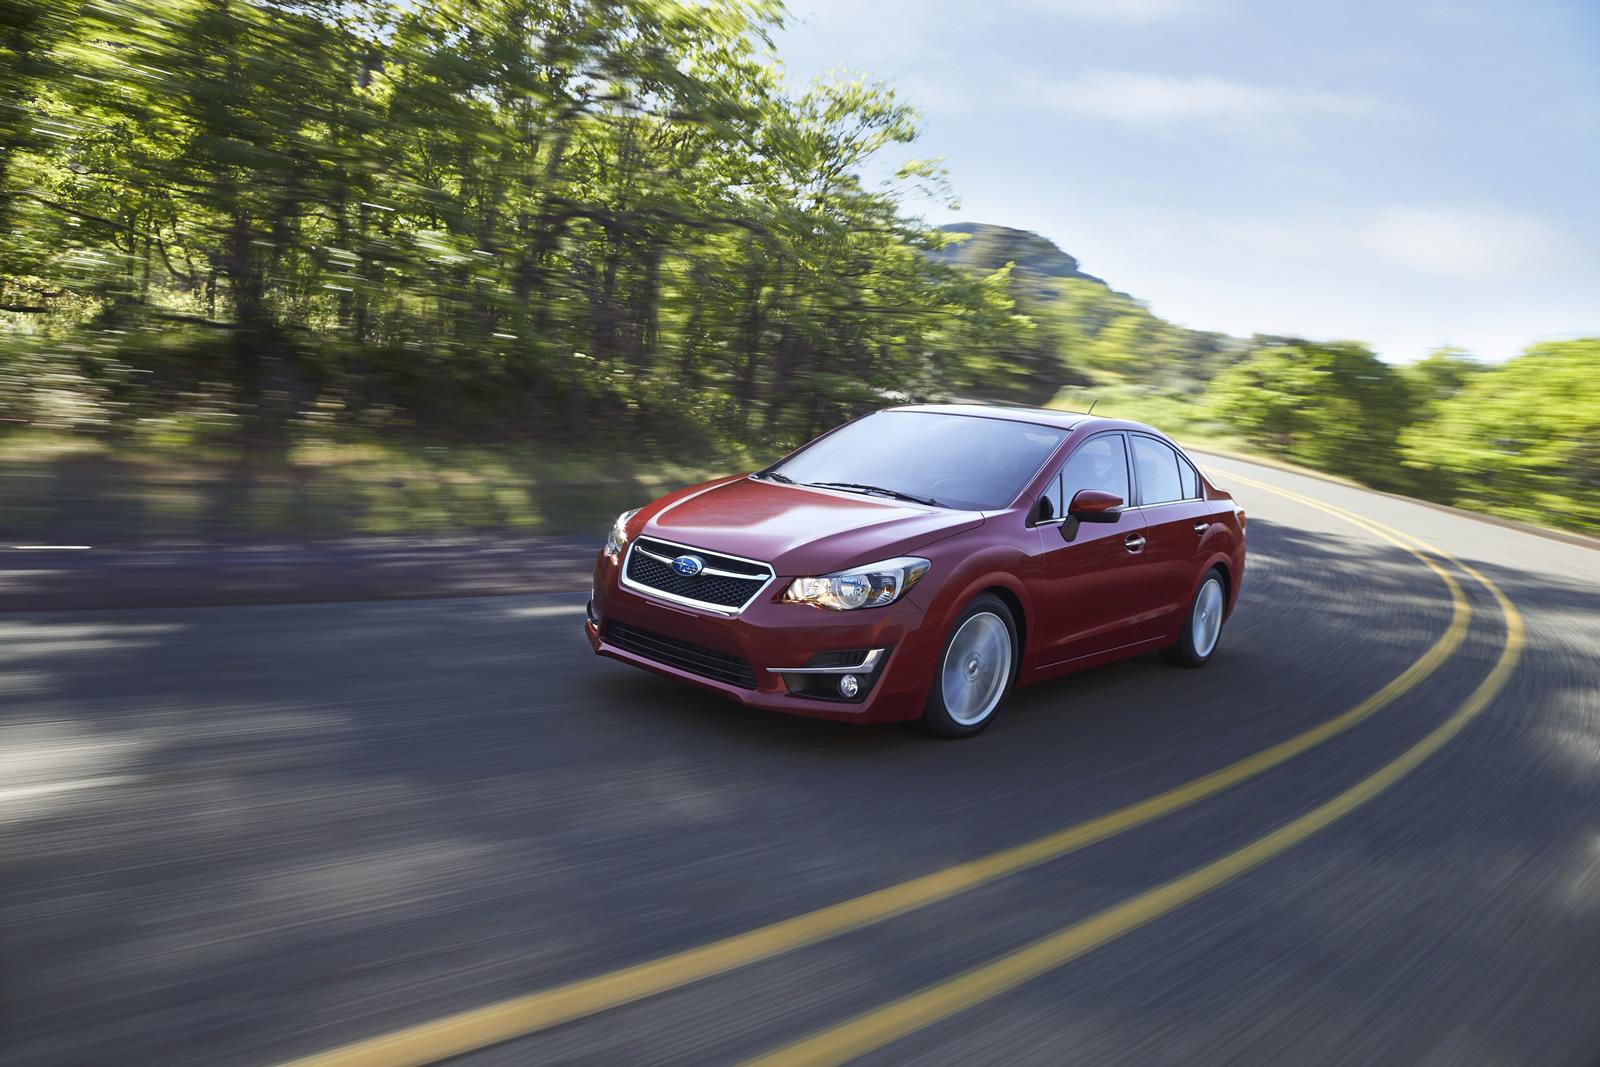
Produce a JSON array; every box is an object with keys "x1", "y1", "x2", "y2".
[
  {"x1": 748, "y1": 472, "x2": 1522, "y2": 1065},
  {"x1": 286, "y1": 474, "x2": 1514, "y2": 1067}
]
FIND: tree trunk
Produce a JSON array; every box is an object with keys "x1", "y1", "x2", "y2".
[
  {"x1": 734, "y1": 266, "x2": 766, "y2": 412},
  {"x1": 631, "y1": 243, "x2": 662, "y2": 369}
]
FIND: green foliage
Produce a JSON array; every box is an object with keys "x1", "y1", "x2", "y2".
[
  {"x1": 1402, "y1": 339, "x2": 1600, "y2": 530},
  {"x1": 1202, "y1": 339, "x2": 1416, "y2": 489},
  {"x1": 1401, "y1": 347, "x2": 1482, "y2": 417},
  {"x1": 0, "y1": 0, "x2": 1024, "y2": 453}
]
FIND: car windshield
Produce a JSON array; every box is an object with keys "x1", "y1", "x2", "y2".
[{"x1": 768, "y1": 411, "x2": 1067, "y2": 511}]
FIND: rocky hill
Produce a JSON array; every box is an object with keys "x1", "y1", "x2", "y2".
[
  {"x1": 932, "y1": 222, "x2": 1239, "y2": 396},
  {"x1": 932, "y1": 222, "x2": 1110, "y2": 288}
]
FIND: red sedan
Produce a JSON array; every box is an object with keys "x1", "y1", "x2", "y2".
[{"x1": 587, "y1": 405, "x2": 1246, "y2": 736}]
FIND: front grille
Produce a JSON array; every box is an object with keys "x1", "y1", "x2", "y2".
[
  {"x1": 604, "y1": 621, "x2": 758, "y2": 689},
  {"x1": 624, "y1": 536, "x2": 773, "y2": 612},
  {"x1": 634, "y1": 537, "x2": 768, "y2": 577},
  {"x1": 627, "y1": 552, "x2": 762, "y2": 608}
]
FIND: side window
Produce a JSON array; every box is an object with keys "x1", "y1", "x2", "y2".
[
  {"x1": 1179, "y1": 456, "x2": 1199, "y2": 500},
  {"x1": 1059, "y1": 434, "x2": 1130, "y2": 506},
  {"x1": 1131, "y1": 436, "x2": 1183, "y2": 505},
  {"x1": 1036, "y1": 472, "x2": 1063, "y2": 523}
]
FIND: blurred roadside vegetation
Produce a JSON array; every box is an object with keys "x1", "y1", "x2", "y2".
[
  {"x1": 1058, "y1": 338, "x2": 1599, "y2": 533},
  {"x1": 1, "y1": 0, "x2": 1595, "y2": 538}
]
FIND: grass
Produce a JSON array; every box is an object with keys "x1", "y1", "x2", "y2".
[
  {"x1": 0, "y1": 429, "x2": 744, "y2": 542},
  {"x1": 7, "y1": 385, "x2": 1591, "y2": 544}
]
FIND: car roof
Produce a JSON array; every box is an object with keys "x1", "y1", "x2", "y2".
[{"x1": 885, "y1": 403, "x2": 1154, "y2": 437}]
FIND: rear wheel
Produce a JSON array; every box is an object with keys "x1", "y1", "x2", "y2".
[
  {"x1": 1162, "y1": 568, "x2": 1227, "y2": 668},
  {"x1": 922, "y1": 594, "x2": 1017, "y2": 738}
]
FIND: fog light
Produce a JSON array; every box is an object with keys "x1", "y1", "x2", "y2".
[{"x1": 838, "y1": 674, "x2": 860, "y2": 698}]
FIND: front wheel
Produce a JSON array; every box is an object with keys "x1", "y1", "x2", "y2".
[
  {"x1": 921, "y1": 594, "x2": 1017, "y2": 738},
  {"x1": 1162, "y1": 568, "x2": 1228, "y2": 668}
]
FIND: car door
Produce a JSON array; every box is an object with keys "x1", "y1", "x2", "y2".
[
  {"x1": 1035, "y1": 432, "x2": 1152, "y2": 666},
  {"x1": 1129, "y1": 433, "x2": 1215, "y2": 622}
]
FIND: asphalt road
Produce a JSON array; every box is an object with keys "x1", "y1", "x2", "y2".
[{"x1": 3, "y1": 455, "x2": 1598, "y2": 1066}]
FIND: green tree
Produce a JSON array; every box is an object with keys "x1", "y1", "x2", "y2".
[
  {"x1": 1401, "y1": 346, "x2": 1481, "y2": 418},
  {"x1": 1403, "y1": 339, "x2": 1599, "y2": 530},
  {"x1": 1203, "y1": 339, "x2": 1415, "y2": 487},
  {"x1": 0, "y1": 0, "x2": 1022, "y2": 453}
]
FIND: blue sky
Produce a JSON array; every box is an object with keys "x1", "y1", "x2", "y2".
[{"x1": 775, "y1": 0, "x2": 1599, "y2": 362}]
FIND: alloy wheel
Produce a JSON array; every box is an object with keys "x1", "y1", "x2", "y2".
[{"x1": 941, "y1": 611, "x2": 1013, "y2": 726}]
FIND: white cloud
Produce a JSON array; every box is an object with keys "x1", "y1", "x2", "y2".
[
  {"x1": 1355, "y1": 206, "x2": 1580, "y2": 280},
  {"x1": 1016, "y1": 0, "x2": 1207, "y2": 20},
  {"x1": 1034, "y1": 69, "x2": 1391, "y2": 128}
]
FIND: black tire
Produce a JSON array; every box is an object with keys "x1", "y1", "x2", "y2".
[
  {"x1": 1161, "y1": 567, "x2": 1228, "y2": 668},
  {"x1": 921, "y1": 594, "x2": 1018, "y2": 738}
]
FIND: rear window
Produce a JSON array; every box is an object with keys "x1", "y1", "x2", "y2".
[
  {"x1": 772, "y1": 411, "x2": 1067, "y2": 511},
  {"x1": 1179, "y1": 456, "x2": 1200, "y2": 500}
]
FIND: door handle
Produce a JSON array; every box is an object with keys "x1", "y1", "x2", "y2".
[
  {"x1": 1124, "y1": 534, "x2": 1146, "y2": 554},
  {"x1": 1193, "y1": 521, "x2": 1211, "y2": 534}
]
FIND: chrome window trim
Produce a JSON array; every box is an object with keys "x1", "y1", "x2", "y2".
[
  {"x1": 620, "y1": 533, "x2": 776, "y2": 617},
  {"x1": 769, "y1": 649, "x2": 885, "y2": 674},
  {"x1": 1039, "y1": 504, "x2": 1171, "y2": 524}
]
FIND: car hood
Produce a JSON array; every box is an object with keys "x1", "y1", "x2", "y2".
[{"x1": 642, "y1": 476, "x2": 983, "y2": 574}]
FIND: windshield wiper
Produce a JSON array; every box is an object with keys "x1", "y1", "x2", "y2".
[
  {"x1": 754, "y1": 470, "x2": 796, "y2": 484},
  {"x1": 805, "y1": 481, "x2": 943, "y2": 507}
]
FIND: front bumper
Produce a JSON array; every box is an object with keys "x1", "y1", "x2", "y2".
[{"x1": 587, "y1": 551, "x2": 939, "y2": 723}]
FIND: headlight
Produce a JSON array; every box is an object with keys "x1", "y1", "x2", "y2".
[
  {"x1": 783, "y1": 556, "x2": 930, "y2": 611},
  {"x1": 604, "y1": 508, "x2": 640, "y2": 558}
]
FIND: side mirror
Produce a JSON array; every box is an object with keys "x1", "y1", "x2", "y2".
[{"x1": 1068, "y1": 489, "x2": 1125, "y2": 523}]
